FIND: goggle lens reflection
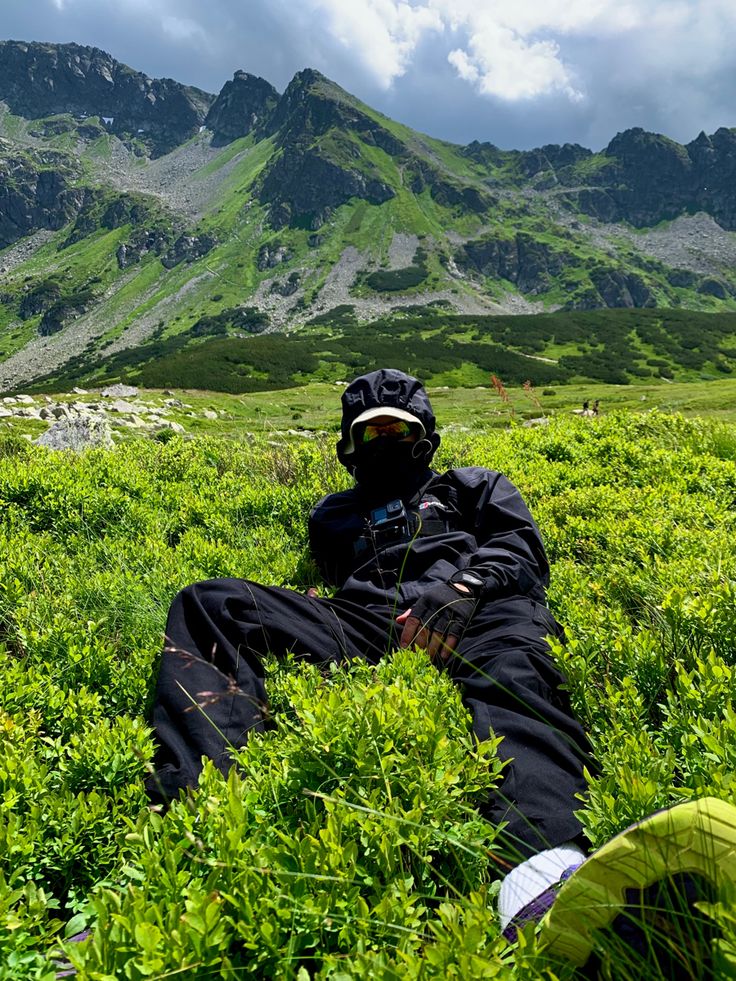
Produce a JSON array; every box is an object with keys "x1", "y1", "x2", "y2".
[{"x1": 360, "y1": 420, "x2": 414, "y2": 443}]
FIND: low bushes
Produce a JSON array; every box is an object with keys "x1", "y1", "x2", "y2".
[{"x1": 1, "y1": 414, "x2": 735, "y2": 976}]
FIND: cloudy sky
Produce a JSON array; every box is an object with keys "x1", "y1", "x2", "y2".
[{"x1": 3, "y1": 0, "x2": 736, "y2": 151}]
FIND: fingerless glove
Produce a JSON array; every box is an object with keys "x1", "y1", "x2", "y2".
[{"x1": 409, "y1": 582, "x2": 477, "y2": 640}]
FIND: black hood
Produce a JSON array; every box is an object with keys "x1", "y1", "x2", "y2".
[{"x1": 336, "y1": 368, "x2": 440, "y2": 470}]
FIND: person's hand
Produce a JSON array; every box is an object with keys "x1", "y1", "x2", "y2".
[
  {"x1": 306, "y1": 587, "x2": 320, "y2": 598},
  {"x1": 396, "y1": 582, "x2": 475, "y2": 662}
]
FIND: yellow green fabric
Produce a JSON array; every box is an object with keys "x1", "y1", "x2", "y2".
[{"x1": 540, "y1": 797, "x2": 736, "y2": 966}]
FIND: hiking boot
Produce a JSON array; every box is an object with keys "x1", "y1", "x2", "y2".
[
  {"x1": 539, "y1": 797, "x2": 736, "y2": 975},
  {"x1": 51, "y1": 929, "x2": 91, "y2": 979},
  {"x1": 501, "y1": 863, "x2": 582, "y2": 941}
]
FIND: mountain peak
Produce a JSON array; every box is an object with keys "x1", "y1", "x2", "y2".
[
  {"x1": 263, "y1": 67, "x2": 355, "y2": 139},
  {"x1": 205, "y1": 70, "x2": 279, "y2": 145},
  {"x1": 289, "y1": 68, "x2": 330, "y2": 89},
  {"x1": 605, "y1": 127, "x2": 687, "y2": 159}
]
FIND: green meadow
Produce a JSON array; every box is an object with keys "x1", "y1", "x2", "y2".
[
  {"x1": 1, "y1": 405, "x2": 736, "y2": 978},
  {"x1": 4, "y1": 377, "x2": 736, "y2": 445}
]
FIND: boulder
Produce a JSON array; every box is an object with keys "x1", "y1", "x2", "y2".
[
  {"x1": 161, "y1": 234, "x2": 216, "y2": 269},
  {"x1": 102, "y1": 384, "x2": 139, "y2": 398},
  {"x1": 35, "y1": 414, "x2": 114, "y2": 451},
  {"x1": 257, "y1": 243, "x2": 292, "y2": 270},
  {"x1": 109, "y1": 399, "x2": 143, "y2": 414}
]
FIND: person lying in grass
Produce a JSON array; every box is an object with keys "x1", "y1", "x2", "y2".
[{"x1": 145, "y1": 367, "x2": 735, "y2": 974}]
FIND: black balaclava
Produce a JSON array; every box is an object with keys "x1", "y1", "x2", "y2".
[{"x1": 336, "y1": 369, "x2": 441, "y2": 500}]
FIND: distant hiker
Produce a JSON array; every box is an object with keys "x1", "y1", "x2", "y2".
[
  {"x1": 592, "y1": 399, "x2": 600, "y2": 416},
  {"x1": 146, "y1": 368, "x2": 732, "y2": 972},
  {"x1": 582, "y1": 400, "x2": 589, "y2": 413}
]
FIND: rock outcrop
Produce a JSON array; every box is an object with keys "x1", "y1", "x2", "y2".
[
  {"x1": 38, "y1": 291, "x2": 96, "y2": 336},
  {"x1": 160, "y1": 233, "x2": 217, "y2": 269},
  {"x1": 457, "y1": 233, "x2": 573, "y2": 294},
  {"x1": 568, "y1": 267, "x2": 656, "y2": 310},
  {"x1": 18, "y1": 280, "x2": 62, "y2": 320},
  {"x1": 116, "y1": 228, "x2": 171, "y2": 268},
  {"x1": 456, "y1": 232, "x2": 657, "y2": 309},
  {"x1": 257, "y1": 243, "x2": 293, "y2": 270},
  {"x1": 0, "y1": 145, "x2": 84, "y2": 248},
  {"x1": 260, "y1": 142, "x2": 394, "y2": 229},
  {"x1": 101, "y1": 383, "x2": 139, "y2": 397},
  {"x1": 205, "y1": 71, "x2": 279, "y2": 145}
]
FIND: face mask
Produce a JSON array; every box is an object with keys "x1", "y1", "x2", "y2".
[{"x1": 351, "y1": 437, "x2": 433, "y2": 498}]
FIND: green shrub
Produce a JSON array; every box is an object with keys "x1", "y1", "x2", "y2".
[
  {"x1": 1, "y1": 416, "x2": 736, "y2": 975},
  {"x1": 364, "y1": 265, "x2": 428, "y2": 292}
]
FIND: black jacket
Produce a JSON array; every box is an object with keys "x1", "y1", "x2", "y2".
[{"x1": 309, "y1": 467, "x2": 550, "y2": 611}]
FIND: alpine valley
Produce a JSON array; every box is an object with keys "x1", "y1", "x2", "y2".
[{"x1": 2, "y1": 39, "x2": 736, "y2": 394}]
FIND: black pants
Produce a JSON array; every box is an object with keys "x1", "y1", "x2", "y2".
[{"x1": 147, "y1": 579, "x2": 593, "y2": 862}]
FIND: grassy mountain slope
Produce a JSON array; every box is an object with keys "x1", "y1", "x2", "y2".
[{"x1": 2, "y1": 46, "x2": 736, "y2": 392}]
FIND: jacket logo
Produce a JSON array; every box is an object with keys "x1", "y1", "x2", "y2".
[{"x1": 417, "y1": 498, "x2": 455, "y2": 514}]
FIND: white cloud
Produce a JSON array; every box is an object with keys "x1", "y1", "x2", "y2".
[
  {"x1": 434, "y1": 1, "x2": 638, "y2": 103},
  {"x1": 447, "y1": 47, "x2": 478, "y2": 84},
  {"x1": 296, "y1": 0, "x2": 443, "y2": 87},
  {"x1": 447, "y1": 16, "x2": 580, "y2": 102},
  {"x1": 255, "y1": 0, "x2": 648, "y2": 102},
  {"x1": 277, "y1": 0, "x2": 736, "y2": 108},
  {"x1": 161, "y1": 14, "x2": 206, "y2": 44},
  {"x1": 44, "y1": 0, "x2": 208, "y2": 42},
  {"x1": 438, "y1": 1, "x2": 736, "y2": 105}
]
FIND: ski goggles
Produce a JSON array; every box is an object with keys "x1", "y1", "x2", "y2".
[{"x1": 359, "y1": 419, "x2": 416, "y2": 443}]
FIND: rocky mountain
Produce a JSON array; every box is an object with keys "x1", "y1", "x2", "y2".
[
  {"x1": 0, "y1": 40, "x2": 213, "y2": 156},
  {"x1": 205, "y1": 71, "x2": 279, "y2": 146},
  {"x1": 525, "y1": 127, "x2": 736, "y2": 230},
  {"x1": 1, "y1": 39, "x2": 736, "y2": 393}
]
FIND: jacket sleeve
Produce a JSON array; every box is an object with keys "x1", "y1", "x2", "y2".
[
  {"x1": 308, "y1": 491, "x2": 366, "y2": 588},
  {"x1": 453, "y1": 467, "x2": 550, "y2": 600}
]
